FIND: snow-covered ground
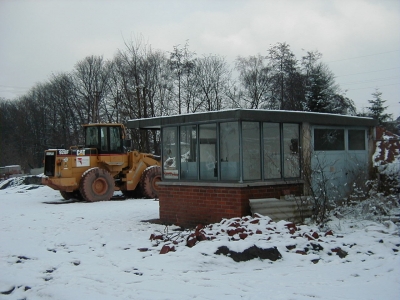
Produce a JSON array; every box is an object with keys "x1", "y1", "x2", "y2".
[{"x1": 1, "y1": 179, "x2": 399, "y2": 300}]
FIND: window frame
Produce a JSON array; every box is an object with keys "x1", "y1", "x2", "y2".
[
  {"x1": 161, "y1": 121, "x2": 302, "y2": 182},
  {"x1": 312, "y1": 126, "x2": 367, "y2": 152}
]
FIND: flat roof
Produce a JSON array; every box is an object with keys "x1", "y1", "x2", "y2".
[{"x1": 127, "y1": 109, "x2": 377, "y2": 129}]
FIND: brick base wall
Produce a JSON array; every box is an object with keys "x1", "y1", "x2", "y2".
[{"x1": 157, "y1": 182, "x2": 303, "y2": 228}]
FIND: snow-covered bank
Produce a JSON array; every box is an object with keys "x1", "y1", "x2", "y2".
[{"x1": 0, "y1": 182, "x2": 399, "y2": 300}]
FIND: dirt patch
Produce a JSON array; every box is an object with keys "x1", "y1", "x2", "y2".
[{"x1": 215, "y1": 245, "x2": 282, "y2": 262}]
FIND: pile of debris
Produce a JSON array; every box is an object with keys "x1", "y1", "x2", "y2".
[
  {"x1": 0, "y1": 175, "x2": 43, "y2": 190},
  {"x1": 143, "y1": 214, "x2": 391, "y2": 263}
]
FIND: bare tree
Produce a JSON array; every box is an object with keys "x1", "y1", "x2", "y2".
[
  {"x1": 73, "y1": 55, "x2": 112, "y2": 123},
  {"x1": 0, "y1": 99, "x2": 19, "y2": 167},
  {"x1": 48, "y1": 73, "x2": 82, "y2": 146},
  {"x1": 235, "y1": 54, "x2": 272, "y2": 109},
  {"x1": 7, "y1": 84, "x2": 53, "y2": 170},
  {"x1": 3, "y1": 38, "x2": 365, "y2": 171},
  {"x1": 194, "y1": 54, "x2": 231, "y2": 111},
  {"x1": 168, "y1": 41, "x2": 197, "y2": 114},
  {"x1": 113, "y1": 36, "x2": 171, "y2": 153}
]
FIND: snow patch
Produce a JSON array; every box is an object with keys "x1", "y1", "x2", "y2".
[{"x1": 0, "y1": 184, "x2": 399, "y2": 299}]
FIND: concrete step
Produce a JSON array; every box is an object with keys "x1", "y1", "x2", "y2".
[{"x1": 249, "y1": 197, "x2": 313, "y2": 222}]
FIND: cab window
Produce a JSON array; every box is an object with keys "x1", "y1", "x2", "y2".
[
  {"x1": 110, "y1": 126, "x2": 122, "y2": 152},
  {"x1": 86, "y1": 127, "x2": 99, "y2": 148},
  {"x1": 100, "y1": 127, "x2": 108, "y2": 151}
]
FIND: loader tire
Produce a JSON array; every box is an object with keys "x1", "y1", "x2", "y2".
[
  {"x1": 80, "y1": 168, "x2": 114, "y2": 202},
  {"x1": 60, "y1": 191, "x2": 83, "y2": 201},
  {"x1": 140, "y1": 166, "x2": 161, "y2": 199},
  {"x1": 60, "y1": 191, "x2": 73, "y2": 200},
  {"x1": 122, "y1": 186, "x2": 143, "y2": 199}
]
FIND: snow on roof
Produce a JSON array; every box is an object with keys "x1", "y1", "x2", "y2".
[{"x1": 127, "y1": 109, "x2": 377, "y2": 129}]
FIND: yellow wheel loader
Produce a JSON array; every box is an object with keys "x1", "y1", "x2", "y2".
[{"x1": 41, "y1": 123, "x2": 161, "y2": 202}]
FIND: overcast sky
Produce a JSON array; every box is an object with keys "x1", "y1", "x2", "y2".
[{"x1": 1, "y1": 0, "x2": 399, "y2": 115}]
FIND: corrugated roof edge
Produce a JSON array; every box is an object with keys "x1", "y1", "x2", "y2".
[{"x1": 127, "y1": 109, "x2": 377, "y2": 129}]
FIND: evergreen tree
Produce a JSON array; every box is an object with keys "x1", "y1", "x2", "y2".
[
  {"x1": 301, "y1": 51, "x2": 351, "y2": 114},
  {"x1": 367, "y1": 89, "x2": 392, "y2": 125},
  {"x1": 267, "y1": 42, "x2": 301, "y2": 110}
]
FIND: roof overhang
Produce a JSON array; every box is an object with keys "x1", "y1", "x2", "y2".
[{"x1": 127, "y1": 109, "x2": 377, "y2": 129}]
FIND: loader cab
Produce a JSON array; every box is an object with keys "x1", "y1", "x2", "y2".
[{"x1": 84, "y1": 124, "x2": 128, "y2": 154}]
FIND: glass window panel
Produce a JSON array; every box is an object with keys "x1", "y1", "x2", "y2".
[
  {"x1": 314, "y1": 129, "x2": 345, "y2": 151},
  {"x1": 109, "y1": 126, "x2": 121, "y2": 153},
  {"x1": 283, "y1": 123, "x2": 300, "y2": 178},
  {"x1": 180, "y1": 125, "x2": 198, "y2": 179},
  {"x1": 263, "y1": 123, "x2": 281, "y2": 179},
  {"x1": 220, "y1": 122, "x2": 239, "y2": 181},
  {"x1": 162, "y1": 127, "x2": 178, "y2": 179},
  {"x1": 100, "y1": 127, "x2": 108, "y2": 151},
  {"x1": 86, "y1": 126, "x2": 98, "y2": 148},
  {"x1": 243, "y1": 122, "x2": 261, "y2": 180},
  {"x1": 199, "y1": 123, "x2": 217, "y2": 180},
  {"x1": 348, "y1": 130, "x2": 366, "y2": 150}
]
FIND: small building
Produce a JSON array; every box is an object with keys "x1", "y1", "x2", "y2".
[{"x1": 128, "y1": 109, "x2": 376, "y2": 227}]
